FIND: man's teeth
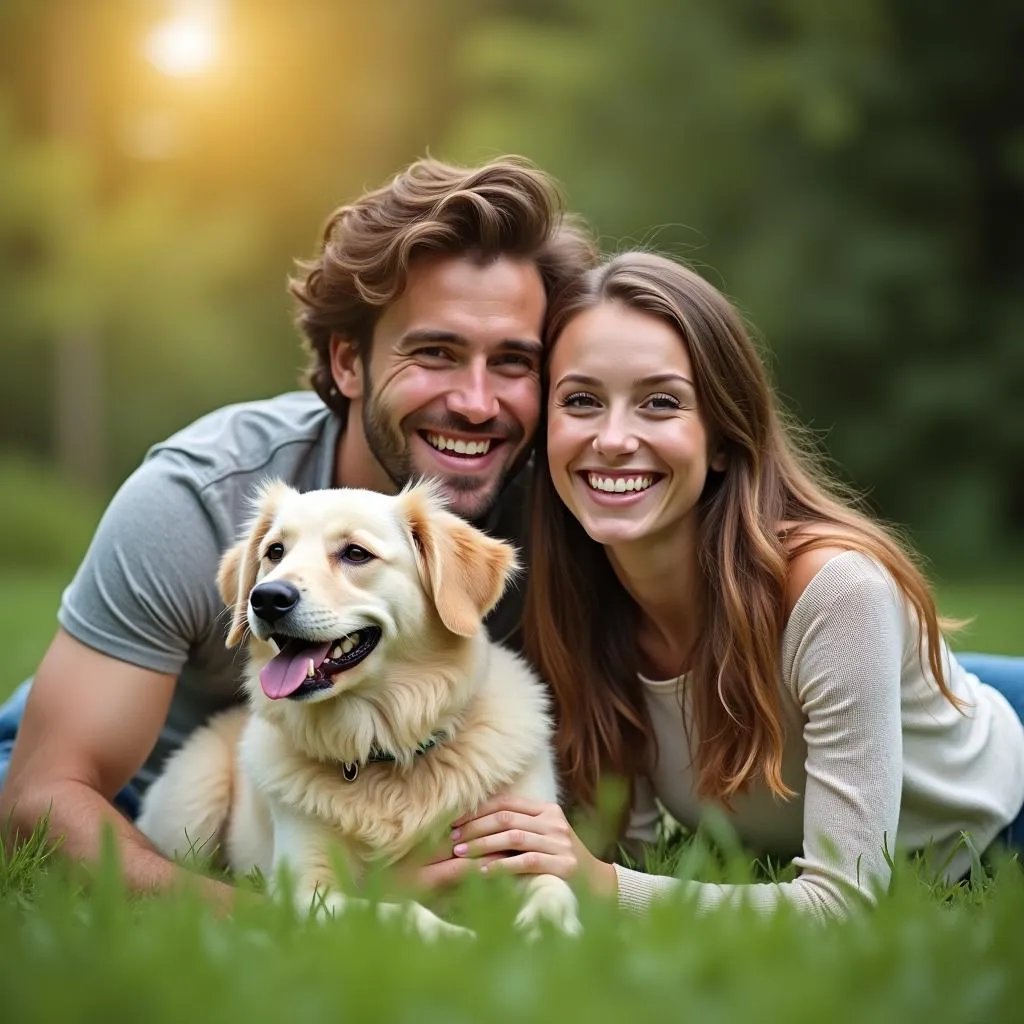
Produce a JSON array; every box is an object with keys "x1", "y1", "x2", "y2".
[
  {"x1": 427, "y1": 433, "x2": 492, "y2": 456},
  {"x1": 587, "y1": 474, "x2": 654, "y2": 493},
  {"x1": 330, "y1": 634, "x2": 359, "y2": 660}
]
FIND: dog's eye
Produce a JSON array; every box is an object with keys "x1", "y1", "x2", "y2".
[
  {"x1": 265, "y1": 542, "x2": 285, "y2": 562},
  {"x1": 340, "y1": 544, "x2": 374, "y2": 564}
]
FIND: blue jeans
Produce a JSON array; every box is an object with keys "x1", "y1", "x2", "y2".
[
  {"x1": 1, "y1": 655, "x2": 1023, "y2": 837},
  {"x1": 956, "y1": 653, "x2": 1024, "y2": 851},
  {"x1": 0, "y1": 679, "x2": 141, "y2": 819}
]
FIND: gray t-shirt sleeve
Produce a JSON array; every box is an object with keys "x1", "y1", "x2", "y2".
[{"x1": 58, "y1": 455, "x2": 226, "y2": 676}]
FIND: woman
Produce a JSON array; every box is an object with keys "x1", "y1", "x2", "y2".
[{"x1": 448, "y1": 251, "x2": 1024, "y2": 918}]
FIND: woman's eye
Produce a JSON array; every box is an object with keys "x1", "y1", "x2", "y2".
[
  {"x1": 265, "y1": 542, "x2": 285, "y2": 562},
  {"x1": 558, "y1": 391, "x2": 599, "y2": 408},
  {"x1": 644, "y1": 393, "x2": 681, "y2": 411},
  {"x1": 341, "y1": 544, "x2": 374, "y2": 564}
]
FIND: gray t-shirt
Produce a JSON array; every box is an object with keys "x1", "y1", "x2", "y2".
[{"x1": 56, "y1": 391, "x2": 530, "y2": 787}]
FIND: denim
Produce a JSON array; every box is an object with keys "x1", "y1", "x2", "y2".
[{"x1": 956, "y1": 653, "x2": 1024, "y2": 849}]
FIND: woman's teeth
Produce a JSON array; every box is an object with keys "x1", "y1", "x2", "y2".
[
  {"x1": 587, "y1": 474, "x2": 654, "y2": 493},
  {"x1": 427, "y1": 433, "x2": 492, "y2": 456}
]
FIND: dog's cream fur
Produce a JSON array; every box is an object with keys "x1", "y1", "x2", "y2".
[{"x1": 137, "y1": 481, "x2": 579, "y2": 939}]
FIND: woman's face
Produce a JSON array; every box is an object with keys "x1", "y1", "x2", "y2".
[{"x1": 546, "y1": 301, "x2": 724, "y2": 551}]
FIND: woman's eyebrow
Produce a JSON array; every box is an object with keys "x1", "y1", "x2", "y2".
[
  {"x1": 554, "y1": 373, "x2": 603, "y2": 388},
  {"x1": 633, "y1": 372, "x2": 694, "y2": 388}
]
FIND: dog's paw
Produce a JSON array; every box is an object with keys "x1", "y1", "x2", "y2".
[
  {"x1": 378, "y1": 900, "x2": 476, "y2": 943},
  {"x1": 514, "y1": 895, "x2": 583, "y2": 941}
]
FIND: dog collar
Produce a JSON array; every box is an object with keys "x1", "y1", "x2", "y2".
[{"x1": 340, "y1": 734, "x2": 446, "y2": 783}]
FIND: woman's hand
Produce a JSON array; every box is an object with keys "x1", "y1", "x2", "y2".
[
  {"x1": 450, "y1": 795, "x2": 618, "y2": 897},
  {"x1": 392, "y1": 841, "x2": 505, "y2": 895}
]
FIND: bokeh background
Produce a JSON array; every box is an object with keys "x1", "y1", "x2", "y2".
[{"x1": 1, "y1": 0, "x2": 1021, "y2": 691}]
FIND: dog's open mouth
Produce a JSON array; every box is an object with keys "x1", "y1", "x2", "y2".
[{"x1": 259, "y1": 627, "x2": 383, "y2": 700}]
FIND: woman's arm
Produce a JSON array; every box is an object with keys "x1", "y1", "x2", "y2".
[
  {"x1": 455, "y1": 553, "x2": 909, "y2": 921},
  {"x1": 617, "y1": 553, "x2": 907, "y2": 918}
]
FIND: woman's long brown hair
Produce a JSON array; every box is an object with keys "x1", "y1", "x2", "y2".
[{"x1": 524, "y1": 252, "x2": 963, "y2": 814}]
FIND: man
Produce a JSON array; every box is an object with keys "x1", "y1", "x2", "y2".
[{"x1": 0, "y1": 156, "x2": 596, "y2": 903}]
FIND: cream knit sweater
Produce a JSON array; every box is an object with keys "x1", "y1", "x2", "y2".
[{"x1": 614, "y1": 551, "x2": 1024, "y2": 920}]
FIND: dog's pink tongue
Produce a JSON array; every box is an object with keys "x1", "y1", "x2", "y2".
[{"x1": 259, "y1": 640, "x2": 333, "y2": 699}]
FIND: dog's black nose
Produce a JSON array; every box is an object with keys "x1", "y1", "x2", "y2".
[{"x1": 249, "y1": 581, "x2": 300, "y2": 623}]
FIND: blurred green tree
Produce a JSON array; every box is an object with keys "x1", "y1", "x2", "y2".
[
  {"x1": 443, "y1": 0, "x2": 1024, "y2": 573},
  {"x1": 1, "y1": 0, "x2": 1020, "y2": 574}
]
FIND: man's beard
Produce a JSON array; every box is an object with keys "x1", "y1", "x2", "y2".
[{"x1": 361, "y1": 384, "x2": 529, "y2": 525}]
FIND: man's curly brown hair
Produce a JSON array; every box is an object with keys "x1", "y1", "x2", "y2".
[{"x1": 289, "y1": 156, "x2": 597, "y2": 419}]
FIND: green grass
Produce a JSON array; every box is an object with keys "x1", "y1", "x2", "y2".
[
  {"x1": 938, "y1": 581, "x2": 1024, "y2": 656},
  {"x1": 0, "y1": 569, "x2": 66, "y2": 700},
  {"x1": 0, "y1": 823, "x2": 1022, "y2": 1023},
  {"x1": 1, "y1": 568, "x2": 1023, "y2": 1021}
]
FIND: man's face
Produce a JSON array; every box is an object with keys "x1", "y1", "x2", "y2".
[{"x1": 334, "y1": 254, "x2": 546, "y2": 522}]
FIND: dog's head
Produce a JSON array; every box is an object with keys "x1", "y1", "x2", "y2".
[{"x1": 218, "y1": 481, "x2": 517, "y2": 706}]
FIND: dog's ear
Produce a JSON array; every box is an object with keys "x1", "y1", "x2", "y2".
[
  {"x1": 219, "y1": 480, "x2": 293, "y2": 648},
  {"x1": 401, "y1": 485, "x2": 518, "y2": 638}
]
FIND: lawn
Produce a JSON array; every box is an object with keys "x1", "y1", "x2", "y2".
[
  {"x1": 1, "y1": 570, "x2": 67, "y2": 699},
  {"x1": 1, "y1": 815, "x2": 1023, "y2": 1022},
  {"x1": 1, "y1": 567, "x2": 1023, "y2": 1023}
]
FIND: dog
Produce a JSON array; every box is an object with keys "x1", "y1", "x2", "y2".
[{"x1": 137, "y1": 481, "x2": 580, "y2": 940}]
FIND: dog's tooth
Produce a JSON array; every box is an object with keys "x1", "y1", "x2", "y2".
[
  {"x1": 307, "y1": 658, "x2": 315, "y2": 678},
  {"x1": 331, "y1": 645, "x2": 342, "y2": 660},
  {"x1": 341, "y1": 636, "x2": 355, "y2": 655}
]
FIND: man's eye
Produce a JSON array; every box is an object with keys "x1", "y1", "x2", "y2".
[
  {"x1": 495, "y1": 354, "x2": 537, "y2": 373},
  {"x1": 340, "y1": 544, "x2": 374, "y2": 564},
  {"x1": 417, "y1": 347, "x2": 452, "y2": 360},
  {"x1": 265, "y1": 542, "x2": 285, "y2": 562}
]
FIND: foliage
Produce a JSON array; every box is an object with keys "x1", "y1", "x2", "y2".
[
  {"x1": 1, "y1": 0, "x2": 1021, "y2": 576},
  {"x1": 444, "y1": 0, "x2": 1024, "y2": 573}
]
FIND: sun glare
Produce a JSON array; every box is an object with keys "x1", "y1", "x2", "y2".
[{"x1": 144, "y1": 16, "x2": 217, "y2": 77}]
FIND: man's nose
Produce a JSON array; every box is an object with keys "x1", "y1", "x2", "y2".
[{"x1": 445, "y1": 362, "x2": 501, "y2": 424}]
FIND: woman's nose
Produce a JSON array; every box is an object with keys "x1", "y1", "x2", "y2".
[{"x1": 591, "y1": 412, "x2": 639, "y2": 458}]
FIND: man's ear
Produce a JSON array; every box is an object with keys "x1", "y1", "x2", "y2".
[
  {"x1": 219, "y1": 480, "x2": 294, "y2": 647},
  {"x1": 329, "y1": 334, "x2": 364, "y2": 401},
  {"x1": 400, "y1": 484, "x2": 519, "y2": 638}
]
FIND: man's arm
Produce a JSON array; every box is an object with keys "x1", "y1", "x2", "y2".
[{"x1": 0, "y1": 629, "x2": 234, "y2": 906}]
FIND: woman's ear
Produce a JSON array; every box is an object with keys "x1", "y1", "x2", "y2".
[
  {"x1": 329, "y1": 334, "x2": 364, "y2": 401},
  {"x1": 709, "y1": 436, "x2": 728, "y2": 473},
  {"x1": 400, "y1": 484, "x2": 519, "y2": 638}
]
